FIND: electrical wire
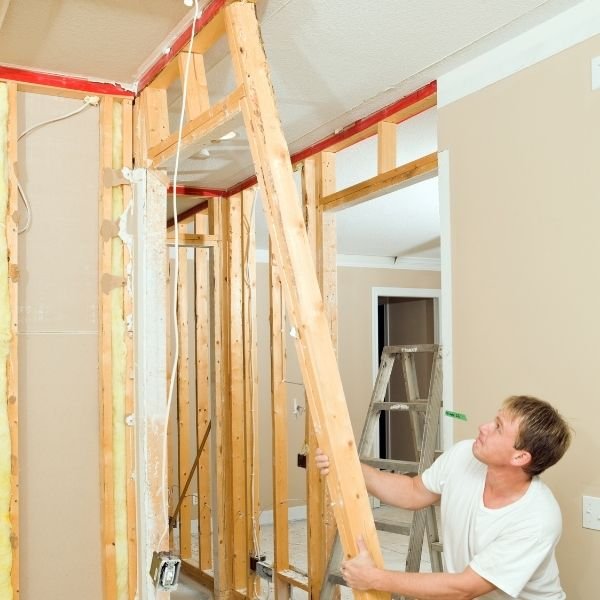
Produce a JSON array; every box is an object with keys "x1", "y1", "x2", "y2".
[
  {"x1": 157, "y1": 0, "x2": 201, "y2": 551},
  {"x1": 14, "y1": 95, "x2": 99, "y2": 234}
]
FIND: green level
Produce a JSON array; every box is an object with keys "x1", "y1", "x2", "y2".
[{"x1": 445, "y1": 410, "x2": 467, "y2": 421}]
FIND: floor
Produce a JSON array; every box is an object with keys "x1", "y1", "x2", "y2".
[{"x1": 172, "y1": 504, "x2": 434, "y2": 599}]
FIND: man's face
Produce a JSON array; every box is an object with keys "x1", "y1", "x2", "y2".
[{"x1": 472, "y1": 409, "x2": 521, "y2": 467}]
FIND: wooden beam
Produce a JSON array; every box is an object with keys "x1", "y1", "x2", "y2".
[
  {"x1": 121, "y1": 98, "x2": 137, "y2": 600},
  {"x1": 99, "y1": 96, "x2": 118, "y2": 600},
  {"x1": 180, "y1": 561, "x2": 215, "y2": 592},
  {"x1": 269, "y1": 246, "x2": 289, "y2": 600},
  {"x1": 224, "y1": 193, "x2": 248, "y2": 592},
  {"x1": 148, "y1": 86, "x2": 244, "y2": 168},
  {"x1": 147, "y1": 9, "x2": 227, "y2": 92},
  {"x1": 377, "y1": 121, "x2": 396, "y2": 174},
  {"x1": 241, "y1": 188, "x2": 260, "y2": 596},
  {"x1": 178, "y1": 53, "x2": 210, "y2": 120},
  {"x1": 166, "y1": 233, "x2": 219, "y2": 247},
  {"x1": 225, "y1": 6, "x2": 387, "y2": 600},
  {"x1": 326, "y1": 94, "x2": 437, "y2": 154},
  {"x1": 177, "y1": 223, "x2": 193, "y2": 560},
  {"x1": 194, "y1": 213, "x2": 212, "y2": 572},
  {"x1": 321, "y1": 152, "x2": 438, "y2": 212},
  {"x1": 1, "y1": 80, "x2": 19, "y2": 600},
  {"x1": 141, "y1": 87, "x2": 170, "y2": 149},
  {"x1": 212, "y1": 197, "x2": 233, "y2": 600}
]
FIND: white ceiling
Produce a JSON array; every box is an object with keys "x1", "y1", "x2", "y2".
[{"x1": 0, "y1": 0, "x2": 582, "y2": 260}]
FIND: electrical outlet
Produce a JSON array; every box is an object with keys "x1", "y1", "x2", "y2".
[
  {"x1": 592, "y1": 56, "x2": 600, "y2": 91},
  {"x1": 582, "y1": 496, "x2": 600, "y2": 530},
  {"x1": 192, "y1": 494, "x2": 198, "y2": 506}
]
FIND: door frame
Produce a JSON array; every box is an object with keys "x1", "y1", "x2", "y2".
[{"x1": 371, "y1": 287, "x2": 449, "y2": 453}]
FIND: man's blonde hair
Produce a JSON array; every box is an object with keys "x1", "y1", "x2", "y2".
[{"x1": 503, "y1": 395, "x2": 571, "y2": 477}]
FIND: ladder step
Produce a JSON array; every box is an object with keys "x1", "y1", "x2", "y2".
[
  {"x1": 372, "y1": 401, "x2": 428, "y2": 413},
  {"x1": 361, "y1": 457, "x2": 419, "y2": 473},
  {"x1": 431, "y1": 541, "x2": 444, "y2": 553},
  {"x1": 374, "y1": 517, "x2": 411, "y2": 536}
]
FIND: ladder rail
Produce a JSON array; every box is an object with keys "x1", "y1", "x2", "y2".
[{"x1": 321, "y1": 345, "x2": 444, "y2": 600}]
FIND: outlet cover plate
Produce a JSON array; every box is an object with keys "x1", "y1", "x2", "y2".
[
  {"x1": 582, "y1": 495, "x2": 600, "y2": 530},
  {"x1": 592, "y1": 56, "x2": 600, "y2": 91}
]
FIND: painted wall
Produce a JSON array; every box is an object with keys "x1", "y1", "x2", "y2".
[
  {"x1": 18, "y1": 93, "x2": 102, "y2": 599},
  {"x1": 256, "y1": 262, "x2": 440, "y2": 514},
  {"x1": 438, "y1": 34, "x2": 600, "y2": 598}
]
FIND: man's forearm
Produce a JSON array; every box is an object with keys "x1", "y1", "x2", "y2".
[
  {"x1": 361, "y1": 464, "x2": 419, "y2": 509},
  {"x1": 366, "y1": 568, "x2": 486, "y2": 600}
]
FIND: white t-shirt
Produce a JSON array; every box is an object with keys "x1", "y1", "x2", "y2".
[{"x1": 421, "y1": 439, "x2": 565, "y2": 599}]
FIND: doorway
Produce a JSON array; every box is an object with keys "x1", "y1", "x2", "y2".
[{"x1": 372, "y1": 288, "x2": 440, "y2": 461}]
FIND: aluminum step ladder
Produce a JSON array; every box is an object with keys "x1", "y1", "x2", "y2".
[{"x1": 320, "y1": 344, "x2": 444, "y2": 600}]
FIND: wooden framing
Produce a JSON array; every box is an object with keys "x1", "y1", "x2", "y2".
[
  {"x1": 241, "y1": 188, "x2": 260, "y2": 597},
  {"x1": 194, "y1": 212, "x2": 212, "y2": 573},
  {"x1": 225, "y1": 6, "x2": 387, "y2": 600},
  {"x1": 99, "y1": 96, "x2": 136, "y2": 600},
  {"x1": 321, "y1": 152, "x2": 438, "y2": 212},
  {"x1": 0, "y1": 80, "x2": 19, "y2": 600},
  {"x1": 176, "y1": 221, "x2": 193, "y2": 559},
  {"x1": 0, "y1": 3, "x2": 438, "y2": 599},
  {"x1": 270, "y1": 245, "x2": 289, "y2": 600}
]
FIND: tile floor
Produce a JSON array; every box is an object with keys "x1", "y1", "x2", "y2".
[{"x1": 172, "y1": 505, "x2": 434, "y2": 599}]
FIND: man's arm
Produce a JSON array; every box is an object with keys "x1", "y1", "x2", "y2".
[
  {"x1": 315, "y1": 449, "x2": 439, "y2": 510},
  {"x1": 362, "y1": 464, "x2": 439, "y2": 510},
  {"x1": 342, "y1": 539, "x2": 495, "y2": 600}
]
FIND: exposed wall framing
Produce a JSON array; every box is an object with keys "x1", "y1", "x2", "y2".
[
  {"x1": 99, "y1": 96, "x2": 136, "y2": 600},
  {"x1": 0, "y1": 80, "x2": 18, "y2": 600}
]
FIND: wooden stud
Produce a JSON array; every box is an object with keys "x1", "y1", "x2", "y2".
[
  {"x1": 270, "y1": 243, "x2": 290, "y2": 600},
  {"x1": 241, "y1": 188, "x2": 259, "y2": 596},
  {"x1": 212, "y1": 197, "x2": 234, "y2": 599},
  {"x1": 99, "y1": 95, "x2": 118, "y2": 600},
  {"x1": 148, "y1": 87, "x2": 244, "y2": 168},
  {"x1": 224, "y1": 192, "x2": 248, "y2": 592},
  {"x1": 377, "y1": 121, "x2": 396, "y2": 174},
  {"x1": 225, "y1": 6, "x2": 387, "y2": 599},
  {"x1": 321, "y1": 152, "x2": 438, "y2": 212},
  {"x1": 3, "y1": 80, "x2": 19, "y2": 600},
  {"x1": 177, "y1": 222, "x2": 193, "y2": 559},
  {"x1": 194, "y1": 213, "x2": 212, "y2": 572},
  {"x1": 303, "y1": 157, "x2": 325, "y2": 599},
  {"x1": 178, "y1": 53, "x2": 210, "y2": 120},
  {"x1": 121, "y1": 98, "x2": 137, "y2": 600},
  {"x1": 141, "y1": 87, "x2": 170, "y2": 149}
]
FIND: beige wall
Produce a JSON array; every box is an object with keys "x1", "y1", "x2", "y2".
[
  {"x1": 18, "y1": 92, "x2": 102, "y2": 599},
  {"x1": 256, "y1": 262, "x2": 440, "y2": 512},
  {"x1": 439, "y1": 35, "x2": 600, "y2": 598}
]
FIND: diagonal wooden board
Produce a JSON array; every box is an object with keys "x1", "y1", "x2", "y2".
[{"x1": 225, "y1": 4, "x2": 389, "y2": 599}]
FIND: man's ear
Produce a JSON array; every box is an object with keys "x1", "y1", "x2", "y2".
[{"x1": 512, "y1": 450, "x2": 532, "y2": 468}]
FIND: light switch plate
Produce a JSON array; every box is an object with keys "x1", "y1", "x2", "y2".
[
  {"x1": 592, "y1": 56, "x2": 600, "y2": 91},
  {"x1": 582, "y1": 495, "x2": 600, "y2": 530}
]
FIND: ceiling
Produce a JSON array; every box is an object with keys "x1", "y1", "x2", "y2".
[{"x1": 0, "y1": 0, "x2": 582, "y2": 261}]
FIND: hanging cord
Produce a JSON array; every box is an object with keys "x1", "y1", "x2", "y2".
[
  {"x1": 157, "y1": 0, "x2": 201, "y2": 551},
  {"x1": 13, "y1": 95, "x2": 99, "y2": 234}
]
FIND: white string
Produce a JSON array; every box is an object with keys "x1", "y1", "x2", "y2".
[
  {"x1": 14, "y1": 96, "x2": 98, "y2": 234},
  {"x1": 157, "y1": 0, "x2": 201, "y2": 550}
]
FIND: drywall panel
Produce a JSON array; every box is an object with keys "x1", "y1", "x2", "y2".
[
  {"x1": 256, "y1": 263, "x2": 440, "y2": 511},
  {"x1": 438, "y1": 34, "x2": 600, "y2": 599},
  {"x1": 17, "y1": 93, "x2": 101, "y2": 600},
  {"x1": 18, "y1": 93, "x2": 99, "y2": 334},
  {"x1": 20, "y1": 333, "x2": 101, "y2": 600}
]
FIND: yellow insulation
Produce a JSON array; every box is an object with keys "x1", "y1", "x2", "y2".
[
  {"x1": 111, "y1": 101, "x2": 129, "y2": 599},
  {"x1": 0, "y1": 82, "x2": 13, "y2": 600}
]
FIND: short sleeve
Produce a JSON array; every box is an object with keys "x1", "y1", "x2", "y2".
[
  {"x1": 470, "y1": 530, "x2": 556, "y2": 597},
  {"x1": 421, "y1": 439, "x2": 471, "y2": 494}
]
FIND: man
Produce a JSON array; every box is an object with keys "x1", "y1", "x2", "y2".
[{"x1": 315, "y1": 395, "x2": 571, "y2": 599}]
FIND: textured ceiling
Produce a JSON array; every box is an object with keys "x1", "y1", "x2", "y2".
[{"x1": 0, "y1": 0, "x2": 583, "y2": 259}]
